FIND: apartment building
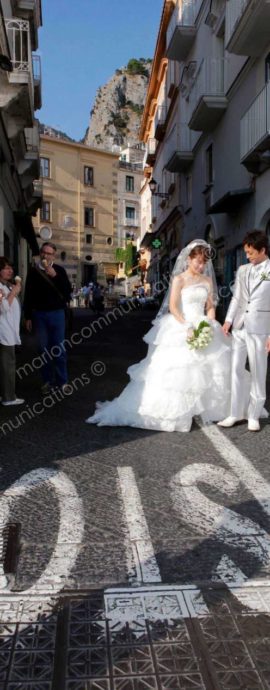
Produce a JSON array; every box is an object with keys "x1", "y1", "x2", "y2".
[
  {"x1": 141, "y1": 0, "x2": 270, "y2": 298},
  {"x1": 0, "y1": 0, "x2": 42, "y2": 279},
  {"x1": 35, "y1": 135, "x2": 119, "y2": 286},
  {"x1": 116, "y1": 143, "x2": 145, "y2": 280}
]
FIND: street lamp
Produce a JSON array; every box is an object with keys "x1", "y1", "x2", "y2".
[{"x1": 149, "y1": 178, "x2": 169, "y2": 199}]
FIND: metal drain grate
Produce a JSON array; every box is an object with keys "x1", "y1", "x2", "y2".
[{"x1": 3, "y1": 522, "x2": 21, "y2": 575}]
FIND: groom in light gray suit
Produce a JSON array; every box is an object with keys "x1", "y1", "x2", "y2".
[{"x1": 218, "y1": 230, "x2": 270, "y2": 431}]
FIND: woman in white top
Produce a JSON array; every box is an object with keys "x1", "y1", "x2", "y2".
[{"x1": 0, "y1": 257, "x2": 24, "y2": 405}]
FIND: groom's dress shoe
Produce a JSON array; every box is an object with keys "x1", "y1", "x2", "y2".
[
  {"x1": 217, "y1": 416, "x2": 240, "y2": 428},
  {"x1": 248, "y1": 418, "x2": 260, "y2": 432}
]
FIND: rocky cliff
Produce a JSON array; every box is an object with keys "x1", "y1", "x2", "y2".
[{"x1": 83, "y1": 58, "x2": 152, "y2": 150}]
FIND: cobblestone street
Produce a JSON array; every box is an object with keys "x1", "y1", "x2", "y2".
[{"x1": 0, "y1": 308, "x2": 270, "y2": 689}]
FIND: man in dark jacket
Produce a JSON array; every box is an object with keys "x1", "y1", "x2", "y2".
[{"x1": 24, "y1": 242, "x2": 72, "y2": 393}]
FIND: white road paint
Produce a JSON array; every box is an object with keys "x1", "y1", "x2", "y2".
[
  {"x1": 0, "y1": 423, "x2": 269, "y2": 620},
  {"x1": 170, "y1": 423, "x2": 270, "y2": 612},
  {"x1": 117, "y1": 466, "x2": 161, "y2": 583},
  {"x1": 0, "y1": 468, "x2": 84, "y2": 595},
  {"x1": 171, "y1": 462, "x2": 270, "y2": 587},
  {"x1": 202, "y1": 424, "x2": 270, "y2": 517}
]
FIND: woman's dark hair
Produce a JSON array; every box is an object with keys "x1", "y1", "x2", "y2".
[
  {"x1": 189, "y1": 246, "x2": 209, "y2": 262},
  {"x1": 0, "y1": 256, "x2": 12, "y2": 271},
  {"x1": 243, "y1": 230, "x2": 268, "y2": 253}
]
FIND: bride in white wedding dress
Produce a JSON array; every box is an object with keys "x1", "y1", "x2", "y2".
[{"x1": 86, "y1": 240, "x2": 232, "y2": 432}]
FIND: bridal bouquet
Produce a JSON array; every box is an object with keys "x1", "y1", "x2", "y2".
[{"x1": 187, "y1": 320, "x2": 213, "y2": 350}]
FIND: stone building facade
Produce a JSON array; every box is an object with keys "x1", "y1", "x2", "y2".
[
  {"x1": 141, "y1": 0, "x2": 270, "y2": 306},
  {"x1": 35, "y1": 135, "x2": 119, "y2": 287},
  {"x1": 116, "y1": 143, "x2": 145, "y2": 281},
  {"x1": 0, "y1": 0, "x2": 42, "y2": 280}
]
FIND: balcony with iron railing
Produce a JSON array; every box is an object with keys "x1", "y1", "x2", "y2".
[
  {"x1": 119, "y1": 160, "x2": 143, "y2": 171},
  {"x1": 240, "y1": 81, "x2": 270, "y2": 174},
  {"x1": 166, "y1": 60, "x2": 178, "y2": 99},
  {"x1": 124, "y1": 217, "x2": 139, "y2": 227},
  {"x1": 166, "y1": 0, "x2": 202, "y2": 62},
  {"x1": 154, "y1": 105, "x2": 167, "y2": 141},
  {"x1": 4, "y1": 17, "x2": 35, "y2": 117},
  {"x1": 14, "y1": 0, "x2": 42, "y2": 29},
  {"x1": 188, "y1": 57, "x2": 228, "y2": 131},
  {"x1": 225, "y1": 0, "x2": 270, "y2": 56},
  {"x1": 146, "y1": 138, "x2": 157, "y2": 166},
  {"x1": 165, "y1": 123, "x2": 197, "y2": 172}
]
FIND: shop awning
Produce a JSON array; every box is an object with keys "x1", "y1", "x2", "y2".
[{"x1": 14, "y1": 211, "x2": 39, "y2": 254}]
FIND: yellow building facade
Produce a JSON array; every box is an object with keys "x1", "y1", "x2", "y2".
[{"x1": 33, "y1": 135, "x2": 119, "y2": 286}]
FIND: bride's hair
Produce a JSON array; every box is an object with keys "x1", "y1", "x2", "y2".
[
  {"x1": 157, "y1": 239, "x2": 217, "y2": 317},
  {"x1": 188, "y1": 246, "x2": 209, "y2": 262}
]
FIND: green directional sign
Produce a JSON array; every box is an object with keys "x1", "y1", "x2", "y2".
[{"x1": 152, "y1": 239, "x2": 162, "y2": 249}]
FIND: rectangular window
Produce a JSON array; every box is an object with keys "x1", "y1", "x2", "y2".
[
  {"x1": 205, "y1": 144, "x2": 213, "y2": 185},
  {"x1": 126, "y1": 175, "x2": 134, "y2": 192},
  {"x1": 84, "y1": 166, "x2": 94, "y2": 186},
  {"x1": 86, "y1": 233, "x2": 92, "y2": 244},
  {"x1": 40, "y1": 157, "x2": 50, "y2": 178},
  {"x1": 84, "y1": 207, "x2": 94, "y2": 226},
  {"x1": 125, "y1": 206, "x2": 135, "y2": 219},
  {"x1": 40, "y1": 201, "x2": 51, "y2": 222}
]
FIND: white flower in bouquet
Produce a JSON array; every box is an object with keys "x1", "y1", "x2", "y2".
[{"x1": 187, "y1": 320, "x2": 213, "y2": 350}]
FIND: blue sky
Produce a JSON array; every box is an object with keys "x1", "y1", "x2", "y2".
[{"x1": 37, "y1": 0, "x2": 163, "y2": 141}]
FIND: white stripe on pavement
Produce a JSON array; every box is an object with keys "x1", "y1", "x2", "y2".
[
  {"x1": 118, "y1": 466, "x2": 161, "y2": 583},
  {"x1": 202, "y1": 424, "x2": 270, "y2": 516},
  {"x1": 0, "y1": 468, "x2": 84, "y2": 595},
  {"x1": 200, "y1": 423, "x2": 270, "y2": 610}
]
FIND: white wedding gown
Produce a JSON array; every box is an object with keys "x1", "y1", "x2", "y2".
[{"x1": 86, "y1": 283, "x2": 233, "y2": 432}]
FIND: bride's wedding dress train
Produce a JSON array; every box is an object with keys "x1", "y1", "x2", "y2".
[{"x1": 86, "y1": 284, "x2": 233, "y2": 432}]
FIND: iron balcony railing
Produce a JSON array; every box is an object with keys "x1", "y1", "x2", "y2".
[
  {"x1": 154, "y1": 105, "x2": 167, "y2": 131},
  {"x1": 15, "y1": 0, "x2": 42, "y2": 28},
  {"x1": 4, "y1": 17, "x2": 34, "y2": 109},
  {"x1": 124, "y1": 217, "x2": 139, "y2": 227},
  {"x1": 189, "y1": 57, "x2": 227, "y2": 112},
  {"x1": 167, "y1": 0, "x2": 202, "y2": 48},
  {"x1": 240, "y1": 81, "x2": 270, "y2": 160},
  {"x1": 225, "y1": 0, "x2": 249, "y2": 47},
  {"x1": 165, "y1": 122, "x2": 197, "y2": 159}
]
